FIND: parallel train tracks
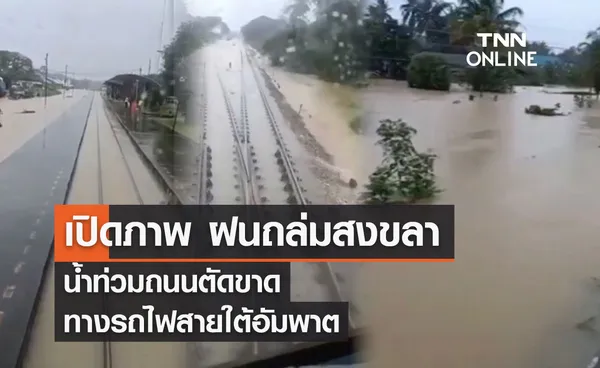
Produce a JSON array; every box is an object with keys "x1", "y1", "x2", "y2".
[
  {"x1": 243, "y1": 49, "x2": 357, "y2": 331},
  {"x1": 197, "y1": 47, "x2": 357, "y2": 366},
  {"x1": 96, "y1": 45, "x2": 357, "y2": 367}
]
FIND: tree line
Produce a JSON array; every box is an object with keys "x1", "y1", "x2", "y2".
[{"x1": 240, "y1": 0, "x2": 600, "y2": 93}]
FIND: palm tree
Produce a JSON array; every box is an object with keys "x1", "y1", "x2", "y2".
[
  {"x1": 400, "y1": 0, "x2": 454, "y2": 37},
  {"x1": 578, "y1": 27, "x2": 600, "y2": 96},
  {"x1": 283, "y1": 0, "x2": 312, "y2": 26},
  {"x1": 452, "y1": 0, "x2": 523, "y2": 45},
  {"x1": 367, "y1": 0, "x2": 393, "y2": 24},
  {"x1": 400, "y1": 0, "x2": 419, "y2": 28}
]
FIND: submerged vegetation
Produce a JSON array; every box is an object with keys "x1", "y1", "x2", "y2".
[
  {"x1": 524, "y1": 104, "x2": 565, "y2": 116},
  {"x1": 364, "y1": 119, "x2": 440, "y2": 203},
  {"x1": 407, "y1": 54, "x2": 450, "y2": 91}
]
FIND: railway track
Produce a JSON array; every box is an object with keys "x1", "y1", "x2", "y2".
[
  {"x1": 245, "y1": 50, "x2": 357, "y2": 347},
  {"x1": 97, "y1": 104, "x2": 144, "y2": 368},
  {"x1": 198, "y1": 61, "x2": 212, "y2": 205},
  {"x1": 246, "y1": 51, "x2": 358, "y2": 320},
  {"x1": 193, "y1": 48, "x2": 357, "y2": 366},
  {"x1": 95, "y1": 100, "x2": 170, "y2": 368},
  {"x1": 216, "y1": 70, "x2": 261, "y2": 205}
]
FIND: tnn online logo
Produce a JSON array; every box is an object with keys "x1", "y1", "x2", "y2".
[{"x1": 466, "y1": 33, "x2": 537, "y2": 67}]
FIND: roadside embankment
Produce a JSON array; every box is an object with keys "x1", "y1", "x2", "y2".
[{"x1": 251, "y1": 55, "x2": 364, "y2": 202}]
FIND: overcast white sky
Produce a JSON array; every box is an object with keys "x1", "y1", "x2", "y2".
[{"x1": 186, "y1": 0, "x2": 597, "y2": 50}]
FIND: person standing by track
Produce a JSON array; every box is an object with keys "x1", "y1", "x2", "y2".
[{"x1": 0, "y1": 76, "x2": 8, "y2": 127}]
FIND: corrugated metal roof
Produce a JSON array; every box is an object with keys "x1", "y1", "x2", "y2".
[{"x1": 104, "y1": 74, "x2": 161, "y2": 87}]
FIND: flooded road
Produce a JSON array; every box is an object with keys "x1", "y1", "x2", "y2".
[
  {"x1": 266, "y1": 77, "x2": 600, "y2": 368},
  {"x1": 24, "y1": 94, "x2": 187, "y2": 368},
  {"x1": 0, "y1": 92, "x2": 93, "y2": 368}
]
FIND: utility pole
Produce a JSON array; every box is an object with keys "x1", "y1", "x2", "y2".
[
  {"x1": 168, "y1": 0, "x2": 175, "y2": 41},
  {"x1": 63, "y1": 64, "x2": 68, "y2": 98},
  {"x1": 44, "y1": 53, "x2": 49, "y2": 108},
  {"x1": 139, "y1": 67, "x2": 142, "y2": 75},
  {"x1": 148, "y1": 59, "x2": 152, "y2": 75}
]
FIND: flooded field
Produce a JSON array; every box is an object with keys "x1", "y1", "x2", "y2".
[
  {"x1": 240, "y1": 54, "x2": 600, "y2": 367},
  {"x1": 312, "y1": 81, "x2": 600, "y2": 368}
]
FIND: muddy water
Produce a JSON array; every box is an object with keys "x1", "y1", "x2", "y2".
[
  {"x1": 250, "y1": 60, "x2": 600, "y2": 366},
  {"x1": 351, "y1": 82, "x2": 600, "y2": 368}
]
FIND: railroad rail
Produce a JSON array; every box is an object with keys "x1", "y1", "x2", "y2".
[
  {"x1": 98, "y1": 99, "x2": 170, "y2": 367},
  {"x1": 198, "y1": 61, "x2": 212, "y2": 204},
  {"x1": 216, "y1": 70, "x2": 260, "y2": 205},
  {"x1": 244, "y1": 50, "x2": 357, "y2": 329}
]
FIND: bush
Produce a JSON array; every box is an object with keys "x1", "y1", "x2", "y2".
[
  {"x1": 465, "y1": 66, "x2": 517, "y2": 93},
  {"x1": 364, "y1": 119, "x2": 440, "y2": 203},
  {"x1": 407, "y1": 55, "x2": 450, "y2": 91}
]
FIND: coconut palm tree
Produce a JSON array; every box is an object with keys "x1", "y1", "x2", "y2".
[
  {"x1": 283, "y1": 0, "x2": 312, "y2": 26},
  {"x1": 400, "y1": 0, "x2": 454, "y2": 37},
  {"x1": 367, "y1": 0, "x2": 393, "y2": 24},
  {"x1": 577, "y1": 27, "x2": 600, "y2": 96},
  {"x1": 452, "y1": 0, "x2": 523, "y2": 45}
]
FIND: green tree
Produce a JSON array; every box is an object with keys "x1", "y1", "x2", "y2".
[
  {"x1": 364, "y1": 119, "x2": 439, "y2": 203},
  {"x1": 450, "y1": 0, "x2": 523, "y2": 92},
  {"x1": 0, "y1": 51, "x2": 38, "y2": 82},
  {"x1": 407, "y1": 54, "x2": 450, "y2": 90},
  {"x1": 452, "y1": 0, "x2": 523, "y2": 44},
  {"x1": 161, "y1": 17, "x2": 225, "y2": 96},
  {"x1": 262, "y1": 0, "x2": 367, "y2": 84},
  {"x1": 528, "y1": 41, "x2": 553, "y2": 55},
  {"x1": 364, "y1": 0, "x2": 414, "y2": 78},
  {"x1": 400, "y1": 0, "x2": 454, "y2": 37},
  {"x1": 557, "y1": 46, "x2": 581, "y2": 64},
  {"x1": 578, "y1": 27, "x2": 600, "y2": 96},
  {"x1": 284, "y1": 0, "x2": 312, "y2": 26}
]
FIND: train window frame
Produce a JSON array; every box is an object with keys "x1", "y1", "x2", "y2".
[{"x1": 207, "y1": 328, "x2": 363, "y2": 368}]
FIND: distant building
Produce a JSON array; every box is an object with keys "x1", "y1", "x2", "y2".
[
  {"x1": 413, "y1": 52, "x2": 472, "y2": 69},
  {"x1": 411, "y1": 51, "x2": 531, "y2": 75},
  {"x1": 531, "y1": 55, "x2": 563, "y2": 66},
  {"x1": 410, "y1": 52, "x2": 473, "y2": 78}
]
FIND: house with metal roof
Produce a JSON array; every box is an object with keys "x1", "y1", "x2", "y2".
[
  {"x1": 413, "y1": 51, "x2": 472, "y2": 69},
  {"x1": 410, "y1": 51, "x2": 532, "y2": 75},
  {"x1": 103, "y1": 74, "x2": 162, "y2": 101},
  {"x1": 531, "y1": 54, "x2": 563, "y2": 66}
]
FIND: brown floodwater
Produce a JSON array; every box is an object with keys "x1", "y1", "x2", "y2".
[{"x1": 355, "y1": 82, "x2": 600, "y2": 368}]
